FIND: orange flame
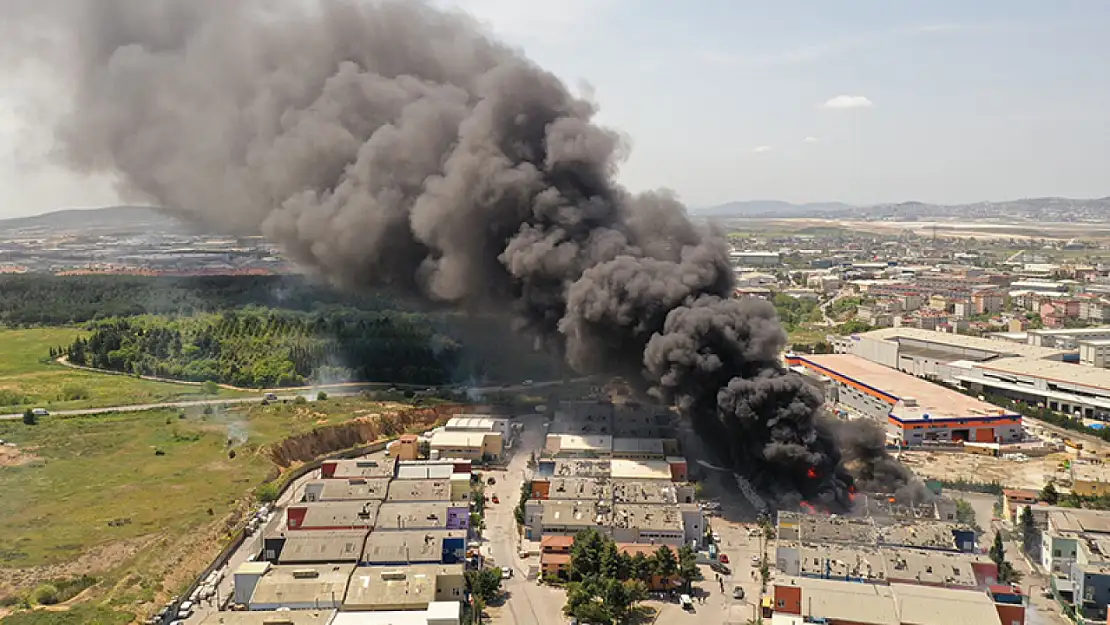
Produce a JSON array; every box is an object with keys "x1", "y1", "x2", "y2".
[
  {"x1": 806, "y1": 467, "x2": 818, "y2": 479},
  {"x1": 888, "y1": 497, "x2": 897, "y2": 503}
]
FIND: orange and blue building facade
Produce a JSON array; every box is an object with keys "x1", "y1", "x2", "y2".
[{"x1": 786, "y1": 354, "x2": 1023, "y2": 445}]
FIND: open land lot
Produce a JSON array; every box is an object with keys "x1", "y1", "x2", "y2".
[
  {"x1": 729, "y1": 218, "x2": 1110, "y2": 241},
  {"x1": 897, "y1": 449, "x2": 1070, "y2": 490},
  {"x1": 0, "y1": 327, "x2": 252, "y2": 414},
  {"x1": 0, "y1": 396, "x2": 410, "y2": 620}
]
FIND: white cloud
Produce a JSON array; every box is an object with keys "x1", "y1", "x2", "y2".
[
  {"x1": 803, "y1": 136, "x2": 819, "y2": 143},
  {"x1": 821, "y1": 95, "x2": 873, "y2": 110},
  {"x1": 753, "y1": 145, "x2": 773, "y2": 154}
]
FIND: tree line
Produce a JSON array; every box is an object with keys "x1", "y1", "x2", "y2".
[
  {"x1": 63, "y1": 308, "x2": 459, "y2": 388},
  {"x1": 561, "y1": 529, "x2": 699, "y2": 624},
  {"x1": 0, "y1": 274, "x2": 401, "y2": 325}
]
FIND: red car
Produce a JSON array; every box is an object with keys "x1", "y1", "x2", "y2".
[
  {"x1": 718, "y1": 554, "x2": 729, "y2": 564},
  {"x1": 491, "y1": 495, "x2": 500, "y2": 504}
]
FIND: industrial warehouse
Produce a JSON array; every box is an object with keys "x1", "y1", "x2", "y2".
[
  {"x1": 832, "y1": 326, "x2": 1110, "y2": 420},
  {"x1": 786, "y1": 353, "x2": 1023, "y2": 445}
]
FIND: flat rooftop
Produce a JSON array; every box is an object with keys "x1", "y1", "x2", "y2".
[
  {"x1": 612, "y1": 504, "x2": 682, "y2": 532},
  {"x1": 787, "y1": 544, "x2": 985, "y2": 588},
  {"x1": 445, "y1": 415, "x2": 506, "y2": 430},
  {"x1": 376, "y1": 502, "x2": 466, "y2": 531},
  {"x1": 329, "y1": 604, "x2": 460, "y2": 625},
  {"x1": 1049, "y1": 508, "x2": 1110, "y2": 534},
  {"x1": 327, "y1": 458, "x2": 396, "y2": 479},
  {"x1": 293, "y1": 501, "x2": 381, "y2": 530},
  {"x1": 793, "y1": 354, "x2": 1013, "y2": 421},
  {"x1": 610, "y1": 458, "x2": 673, "y2": 481},
  {"x1": 394, "y1": 460, "x2": 464, "y2": 480},
  {"x1": 612, "y1": 480, "x2": 679, "y2": 504},
  {"x1": 547, "y1": 433, "x2": 613, "y2": 452},
  {"x1": 385, "y1": 479, "x2": 453, "y2": 503},
  {"x1": 976, "y1": 356, "x2": 1110, "y2": 392},
  {"x1": 894, "y1": 582, "x2": 1003, "y2": 625},
  {"x1": 303, "y1": 478, "x2": 390, "y2": 501},
  {"x1": 199, "y1": 611, "x2": 335, "y2": 625},
  {"x1": 778, "y1": 576, "x2": 898, "y2": 624},
  {"x1": 778, "y1": 512, "x2": 877, "y2": 545},
  {"x1": 429, "y1": 430, "x2": 495, "y2": 448},
  {"x1": 248, "y1": 563, "x2": 354, "y2": 607},
  {"x1": 277, "y1": 531, "x2": 368, "y2": 564},
  {"x1": 343, "y1": 564, "x2": 463, "y2": 611},
  {"x1": 1030, "y1": 327, "x2": 1110, "y2": 337},
  {"x1": 361, "y1": 529, "x2": 465, "y2": 564},
  {"x1": 859, "y1": 327, "x2": 1067, "y2": 359},
  {"x1": 541, "y1": 500, "x2": 608, "y2": 528},
  {"x1": 552, "y1": 459, "x2": 611, "y2": 478},
  {"x1": 611, "y1": 437, "x2": 665, "y2": 456},
  {"x1": 544, "y1": 477, "x2": 612, "y2": 501},
  {"x1": 878, "y1": 522, "x2": 962, "y2": 551}
]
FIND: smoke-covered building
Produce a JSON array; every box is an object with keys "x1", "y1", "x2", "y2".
[{"x1": 786, "y1": 353, "x2": 1023, "y2": 446}]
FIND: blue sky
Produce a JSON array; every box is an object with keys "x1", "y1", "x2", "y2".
[{"x1": 1, "y1": 0, "x2": 1109, "y2": 216}]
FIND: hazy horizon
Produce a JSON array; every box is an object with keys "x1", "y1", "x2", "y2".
[{"x1": 2, "y1": 0, "x2": 1110, "y2": 217}]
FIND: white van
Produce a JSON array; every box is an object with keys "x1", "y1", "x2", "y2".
[
  {"x1": 32, "y1": 408, "x2": 49, "y2": 416},
  {"x1": 679, "y1": 594, "x2": 694, "y2": 611}
]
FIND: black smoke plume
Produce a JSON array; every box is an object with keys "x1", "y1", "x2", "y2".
[{"x1": 8, "y1": 0, "x2": 908, "y2": 509}]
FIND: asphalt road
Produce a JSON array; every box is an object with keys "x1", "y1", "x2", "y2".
[{"x1": 0, "y1": 378, "x2": 589, "y2": 421}]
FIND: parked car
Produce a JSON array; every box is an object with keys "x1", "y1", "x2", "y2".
[
  {"x1": 732, "y1": 586, "x2": 745, "y2": 600},
  {"x1": 487, "y1": 477, "x2": 496, "y2": 485},
  {"x1": 491, "y1": 494, "x2": 500, "y2": 504},
  {"x1": 750, "y1": 555, "x2": 760, "y2": 566},
  {"x1": 709, "y1": 561, "x2": 731, "y2": 576},
  {"x1": 679, "y1": 594, "x2": 694, "y2": 611},
  {"x1": 711, "y1": 531, "x2": 721, "y2": 543},
  {"x1": 31, "y1": 408, "x2": 49, "y2": 416},
  {"x1": 501, "y1": 566, "x2": 513, "y2": 579},
  {"x1": 718, "y1": 553, "x2": 729, "y2": 564}
]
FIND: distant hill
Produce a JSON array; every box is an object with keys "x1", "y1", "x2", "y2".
[
  {"x1": 0, "y1": 206, "x2": 192, "y2": 234},
  {"x1": 696, "y1": 200, "x2": 856, "y2": 218},
  {"x1": 696, "y1": 196, "x2": 1110, "y2": 222}
]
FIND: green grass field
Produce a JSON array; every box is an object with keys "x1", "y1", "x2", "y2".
[
  {"x1": 0, "y1": 327, "x2": 251, "y2": 414},
  {"x1": 0, "y1": 397, "x2": 393, "y2": 569},
  {"x1": 0, "y1": 396, "x2": 411, "y2": 624}
]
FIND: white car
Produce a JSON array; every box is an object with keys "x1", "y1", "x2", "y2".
[
  {"x1": 501, "y1": 566, "x2": 513, "y2": 579},
  {"x1": 711, "y1": 531, "x2": 722, "y2": 543}
]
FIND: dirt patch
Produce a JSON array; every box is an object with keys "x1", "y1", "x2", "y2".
[
  {"x1": 0, "y1": 535, "x2": 157, "y2": 597},
  {"x1": 268, "y1": 403, "x2": 469, "y2": 467},
  {"x1": 898, "y1": 449, "x2": 1069, "y2": 490},
  {"x1": 0, "y1": 445, "x2": 39, "y2": 468}
]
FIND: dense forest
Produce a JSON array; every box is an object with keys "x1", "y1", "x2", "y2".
[
  {"x1": 0, "y1": 274, "x2": 402, "y2": 324},
  {"x1": 0, "y1": 274, "x2": 567, "y2": 386},
  {"x1": 61, "y1": 307, "x2": 570, "y2": 388}
]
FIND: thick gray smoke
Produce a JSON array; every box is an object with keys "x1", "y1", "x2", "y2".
[{"x1": 10, "y1": 0, "x2": 905, "y2": 508}]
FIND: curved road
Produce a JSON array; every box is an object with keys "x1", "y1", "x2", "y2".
[{"x1": 0, "y1": 378, "x2": 592, "y2": 421}]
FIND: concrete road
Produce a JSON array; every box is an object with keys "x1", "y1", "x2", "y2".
[
  {"x1": 484, "y1": 413, "x2": 568, "y2": 625},
  {"x1": 0, "y1": 378, "x2": 592, "y2": 421}
]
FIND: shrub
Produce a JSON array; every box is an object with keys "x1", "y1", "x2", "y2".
[
  {"x1": 256, "y1": 482, "x2": 279, "y2": 503},
  {"x1": 31, "y1": 583, "x2": 59, "y2": 605},
  {"x1": 316, "y1": 391, "x2": 328, "y2": 401},
  {"x1": 22, "y1": 409, "x2": 36, "y2": 425},
  {"x1": 294, "y1": 395, "x2": 307, "y2": 405},
  {"x1": 0, "y1": 389, "x2": 27, "y2": 406},
  {"x1": 61, "y1": 383, "x2": 90, "y2": 401}
]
